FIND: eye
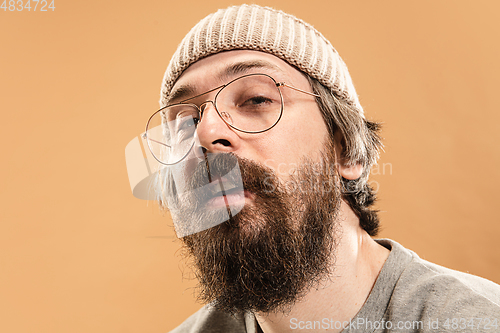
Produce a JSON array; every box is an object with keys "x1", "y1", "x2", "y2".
[
  {"x1": 238, "y1": 95, "x2": 276, "y2": 111},
  {"x1": 177, "y1": 116, "x2": 199, "y2": 132},
  {"x1": 171, "y1": 109, "x2": 199, "y2": 143},
  {"x1": 243, "y1": 96, "x2": 272, "y2": 106}
]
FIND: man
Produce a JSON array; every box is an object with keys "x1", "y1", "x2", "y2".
[{"x1": 139, "y1": 4, "x2": 500, "y2": 332}]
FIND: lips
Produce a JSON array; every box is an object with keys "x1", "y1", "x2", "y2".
[
  {"x1": 172, "y1": 152, "x2": 250, "y2": 213},
  {"x1": 206, "y1": 178, "x2": 244, "y2": 203},
  {"x1": 212, "y1": 180, "x2": 242, "y2": 197},
  {"x1": 206, "y1": 185, "x2": 245, "y2": 209}
]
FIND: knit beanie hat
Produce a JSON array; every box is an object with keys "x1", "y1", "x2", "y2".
[{"x1": 160, "y1": 4, "x2": 363, "y2": 116}]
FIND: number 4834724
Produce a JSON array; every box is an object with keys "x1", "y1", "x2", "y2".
[{"x1": 1, "y1": 0, "x2": 55, "y2": 11}]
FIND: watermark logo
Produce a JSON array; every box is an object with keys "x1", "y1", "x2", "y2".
[
  {"x1": 1, "y1": 0, "x2": 55, "y2": 11},
  {"x1": 290, "y1": 317, "x2": 424, "y2": 330},
  {"x1": 262, "y1": 159, "x2": 393, "y2": 195},
  {"x1": 289, "y1": 317, "x2": 499, "y2": 331}
]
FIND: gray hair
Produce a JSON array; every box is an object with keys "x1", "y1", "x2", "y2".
[{"x1": 308, "y1": 76, "x2": 383, "y2": 236}]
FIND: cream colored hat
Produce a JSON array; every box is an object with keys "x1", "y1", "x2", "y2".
[{"x1": 160, "y1": 4, "x2": 363, "y2": 115}]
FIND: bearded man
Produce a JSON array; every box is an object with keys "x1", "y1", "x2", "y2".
[{"x1": 134, "y1": 4, "x2": 500, "y2": 333}]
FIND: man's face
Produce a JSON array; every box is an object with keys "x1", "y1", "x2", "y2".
[{"x1": 168, "y1": 50, "x2": 342, "y2": 314}]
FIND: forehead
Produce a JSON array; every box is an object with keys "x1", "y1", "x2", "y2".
[{"x1": 168, "y1": 50, "x2": 307, "y2": 103}]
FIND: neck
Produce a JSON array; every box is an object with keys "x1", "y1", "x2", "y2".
[{"x1": 254, "y1": 201, "x2": 390, "y2": 333}]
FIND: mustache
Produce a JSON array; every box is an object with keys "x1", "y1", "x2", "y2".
[
  {"x1": 160, "y1": 152, "x2": 285, "y2": 214},
  {"x1": 192, "y1": 153, "x2": 277, "y2": 189},
  {"x1": 190, "y1": 153, "x2": 240, "y2": 189},
  {"x1": 186, "y1": 153, "x2": 281, "y2": 204}
]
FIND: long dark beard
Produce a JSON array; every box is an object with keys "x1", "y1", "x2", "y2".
[{"x1": 181, "y1": 143, "x2": 341, "y2": 315}]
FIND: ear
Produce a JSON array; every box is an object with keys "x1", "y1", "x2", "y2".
[
  {"x1": 333, "y1": 131, "x2": 364, "y2": 180},
  {"x1": 338, "y1": 162, "x2": 363, "y2": 180}
]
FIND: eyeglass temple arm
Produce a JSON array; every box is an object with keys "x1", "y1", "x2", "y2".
[
  {"x1": 142, "y1": 135, "x2": 171, "y2": 148},
  {"x1": 277, "y1": 82, "x2": 321, "y2": 98}
]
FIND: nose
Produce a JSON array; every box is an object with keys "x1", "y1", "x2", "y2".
[{"x1": 195, "y1": 101, "x2": 239, "y2": 154}]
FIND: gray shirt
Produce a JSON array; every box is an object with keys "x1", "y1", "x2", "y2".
[{"x1": 170, "y1": 239, "x2": 500, "y2": 332}]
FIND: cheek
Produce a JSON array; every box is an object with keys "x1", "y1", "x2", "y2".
[
  {"x1": 245, "y1": 137, "x2": 297, "y2": 177},
  {"x1": 246, "y1": 112, "x2": 329, "y2": 178},
  {"x1": 285, "y1": 107, "x2": 329, "y2": 155}
]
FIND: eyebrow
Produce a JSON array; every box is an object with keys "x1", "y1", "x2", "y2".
[
  {"x1": 223, "y1": 59, "x2": 281, "y2": 80},
  {"x1": 167, "y1": 85, "x2": 197, "y2": 104},
  {"x1": 167, "y1": 59, "x2": 282, "y2": 104}
]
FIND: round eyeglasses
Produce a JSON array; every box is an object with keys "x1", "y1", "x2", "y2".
[{"x1": 144, "y1": 73, "x2": 320, "y2": 165}]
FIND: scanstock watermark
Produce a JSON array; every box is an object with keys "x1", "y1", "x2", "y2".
[
  {"x1": 262, "y1": 159, "x2": 393, "y2": 195},
  {"x1": 290, "y1": 317, "x2": 423, "y2": 331},
  {"x1": 290, "y1": 317, "x2": 499, "y2": 331}
]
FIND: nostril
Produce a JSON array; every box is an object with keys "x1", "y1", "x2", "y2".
[{"x1": 213, "y1": 139, "x2": 231, "y2": 147}]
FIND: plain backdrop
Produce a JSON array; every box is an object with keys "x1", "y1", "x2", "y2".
[{"x1": 1, "y1": 1, "x2": 499, "y2": 332}]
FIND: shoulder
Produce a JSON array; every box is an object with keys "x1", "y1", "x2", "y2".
[
  {"x1": 383, "y1": 239, "x2": 500, "y2": 320},
  {"x1": 409, "y1": 256, "x2": 500, "y2": 306},
  {"x1": 169, "y1": 304, "x2": 257, "y2": 333}
]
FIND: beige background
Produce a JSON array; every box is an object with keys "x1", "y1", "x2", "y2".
[{"x1": 1, "y1": 0, "x2": 499, "y2": 332}]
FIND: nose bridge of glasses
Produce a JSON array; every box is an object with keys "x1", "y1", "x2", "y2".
[{"x1": 198, "y1": 100, "x2": 216, "y2": 120}]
